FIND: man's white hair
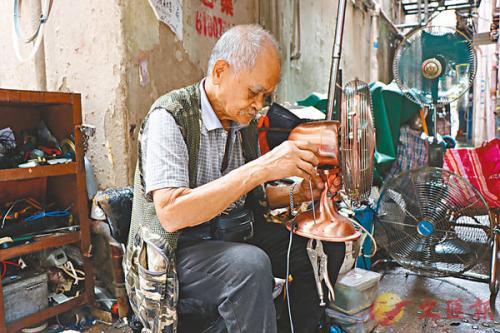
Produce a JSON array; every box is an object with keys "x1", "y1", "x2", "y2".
[{"x1": 207, "y1": 24, "x2": 279, "y2": 75}]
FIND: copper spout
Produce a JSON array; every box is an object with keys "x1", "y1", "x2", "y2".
[{"x1": 286, "y1": 186, "x2": 361, "y2": 242}]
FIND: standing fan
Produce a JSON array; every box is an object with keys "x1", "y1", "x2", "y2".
[
  {"x1": 377, "y1": 168, "x2": 490, "y2": 276},
  {"x1": 393, "y1": 26, "x2": 476, "y2": 107},
  {"x1": 286, "y1": 79, "x2": 376, "y2": 243},
  {"x1": 393, "y1": 26, "x2": 476, "y2": 134},
  {"x1": 378, "y1": 25, "x2": 498, "y2": 303}
]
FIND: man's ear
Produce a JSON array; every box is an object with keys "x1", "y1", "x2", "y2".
[{"x1": 211, "y1": 60, "x2": 230, "y2": 85}]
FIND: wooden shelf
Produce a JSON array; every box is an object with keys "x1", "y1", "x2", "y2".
[
  {"x1": 0, "y1": 88, "x2": 92, "y2": 332},
  {"x1": 0, "y1": 163, "x2": 77, "y2": 182},
  {"x1": 0, "y1": 231, "x2": 80, "y2": 261},
  {"x1": 0, "y1": 89, "x2": 77, "y2": 107},
  {"x1": 6, "y1": 294, "x2": 86, "y2": 333}
]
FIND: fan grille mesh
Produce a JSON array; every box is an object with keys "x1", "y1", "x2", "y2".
[
  {"x1": 393, "y1": 26, "x2": 476, "y2": 106},
  {"x1": 340, "y1": 80, "x2": 375, "y2": 204},
  {"x1": 377, "y1": 167, "x2": 490, "y2": 276}
]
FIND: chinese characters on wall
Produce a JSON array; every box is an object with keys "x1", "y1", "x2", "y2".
[{"x1": 196, "y1": 0, "x2": 235, "y2": 38}]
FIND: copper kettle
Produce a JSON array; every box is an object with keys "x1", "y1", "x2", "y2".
[{"x1": 287, "y1": 121, "x2": 361, "y2": 242}]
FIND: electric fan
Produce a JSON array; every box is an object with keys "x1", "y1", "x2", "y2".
[
  {"x1": 340, "y1": 80, "x2": 375, "y2": 205},
  {"x1": 393, "y1": 26, "x2": 476, "y2": 109},
  {"x1": 286, "y1": 79, "x2": 376, "y2": 243},
  {"x1": 378, "y1": 24, "x2": 498, "y2": 303},
  {"x1": 377, "y1": 167, "x2": 490, "y2": 276}
]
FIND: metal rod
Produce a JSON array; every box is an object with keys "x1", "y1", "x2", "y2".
[
  {"x1": 32, "y1": 0, "x2": 47, "y2": 91},
  {"x1": 417, "y1": 0, "x2": 422, "y2": 25},
  {"x1": 424, "y1": 0, "x2": 429, "y2": 24},
  {"x1": 326, "y1": 0, "x2": 348, "y2": 120},
  {"x1": 290, "y1": 0, "x2": 301, "y2": 60}
]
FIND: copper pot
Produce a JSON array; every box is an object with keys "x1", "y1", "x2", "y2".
[
  {"x1": 288, "y1": 121, "x2": 340, "y2": 168},
  {"x1": 287, "y1": 121, "x2": 361, "y2": 242}
]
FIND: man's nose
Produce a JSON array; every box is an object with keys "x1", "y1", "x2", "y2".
[{"x1": 252, "y1": 93, "x2": 265, "y2": 111}]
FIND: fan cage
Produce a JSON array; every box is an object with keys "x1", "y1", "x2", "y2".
[
  {"x1": 376, "y1": 167, "x2": 491, "y2": 277},
  {"x1": 340, "y1": 80, "x2": 376, "y2": 205},
  {"x1": 392, "y1": 26, "x2": 477, "y2": 107}
]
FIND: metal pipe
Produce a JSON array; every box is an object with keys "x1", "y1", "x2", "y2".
[
  {"x1": 424, "y1": 0, "x2": 429, "y2": 24},
  {"x1": 326, "y1": 0, "x2": 348, "y2": 120},
  {"x1": 290, "y1": 0, "x2": 301, "y2": 60},
  {"x1": 363, "y1": 0, "x2": 404, "y2": 38},
  {"x1": 417, "y1": 0, "x2": 422, "y2": 25},
  {"x1": 31, "y1": 0, "x2": 47, "y2": 90},
  {"x1": 369, "y1": 5, "x2": 380, "y2": 82}
]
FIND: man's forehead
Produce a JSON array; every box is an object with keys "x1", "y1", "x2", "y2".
[{"x1": 249, "y1": 83, "x2": 275, "y2": 94}]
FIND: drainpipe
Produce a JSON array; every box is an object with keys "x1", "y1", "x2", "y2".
[
  {"x1": 31, "y1": 0, "x2": 47, "y2": 91},
  {"x1": 369, "y1": 4, "x2": 380, "y2": 82},
  {"x1": 363, "y1": 0, "x2": 404, "y2": 39}
]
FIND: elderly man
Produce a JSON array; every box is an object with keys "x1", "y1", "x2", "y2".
[{"x1": 125, "y1": 24, "x2": 345, "y2": 333}]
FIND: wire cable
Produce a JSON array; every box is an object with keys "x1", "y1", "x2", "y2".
[
  {"x1": 1, "y1": 199, "x2": 24, "y2": 229},
  {"x1": 286, "y1": 182, "x2": 298, "y2": 333},
  {"x1": 12, "y1": 0, "x2": 53, "y2": 62},
  {"x1": 286, "y1": 227, "x2": 294, "y2": 333},
  {"x1": 59, "y1": 261, "x2": 85, "y2": 285}
]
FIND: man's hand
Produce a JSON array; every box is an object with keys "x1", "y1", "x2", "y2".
[
  {"x1": 296, "y1": 172, "x2": 324, "y2": 202},
  {"x1": 295, "y1": 169, "x2": 343, "y2": 203},
  {"x1": 255, "y1": 140, "x2": 320, "y2": 182}
]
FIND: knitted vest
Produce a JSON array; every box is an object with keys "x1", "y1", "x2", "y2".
[{"x1": 128, "y1": 82, "x2": 266, "y2": 253}]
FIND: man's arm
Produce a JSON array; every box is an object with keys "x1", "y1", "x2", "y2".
[{"x1": 153, "y1": 140, "x2": 319, "y2": 232}]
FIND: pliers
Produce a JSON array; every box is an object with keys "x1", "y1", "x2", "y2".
[{"x1": 307, "y1": 239, "x2": 335, "y2": 306}]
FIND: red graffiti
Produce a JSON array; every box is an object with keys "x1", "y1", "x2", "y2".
[
  {"x1": 195, "y1": 11, "x2": 232, "y2": 38},
  {"x1": 418, "y1": 299, "x2": 441, "y2": 320},
  {"x1": 469, "y1": 298, "x2": 494, "y2": 321},
  {"x1": 201, "y1": 0, "x2": 215, "y2": 9},
  {"x1": 221, "y1": 0, "x2": 234, "y2": 16},
  {"x1": 445, "y1": 299, "x2": 464, "y2": 319}
]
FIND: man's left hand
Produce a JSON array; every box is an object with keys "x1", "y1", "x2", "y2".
[{"x1": 295, "y1": 169, "x2": 342, "y2": 203}]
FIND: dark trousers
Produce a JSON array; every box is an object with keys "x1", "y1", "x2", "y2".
[{"x1": 176, "y1": 221, "x2": 345, "y2": 333}]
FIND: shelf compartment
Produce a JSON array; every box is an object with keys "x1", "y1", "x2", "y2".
[
  {"x1": 0, "y1": 163, "x2": 77, "y2": 182},
  {"x1": 0, "y1": 231, "x2": 80, "y2": 261},
  {"x1": 5, "y1": 294, "x2": 86, "y2": 333}
]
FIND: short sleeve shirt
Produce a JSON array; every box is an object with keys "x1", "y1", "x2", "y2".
[{"x1": 141, "y1": 80, "x2": 246, "y2": 212}]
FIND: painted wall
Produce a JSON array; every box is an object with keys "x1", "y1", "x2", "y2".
[
  {"x1": 0, "y1": 1, "x2": 128, "y2": 189},
  {"x1": 260, "y1": 0, "x2": 401, "y2": 104},
  {"x1": 122, "y1": 0, "x2": 258, "y2": 176},
  {"x1": 0, "y1": 0, "x2": 398, "y2": 188}
]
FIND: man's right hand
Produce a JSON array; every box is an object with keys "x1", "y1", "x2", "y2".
[{"x1": 255, "y1": 140, "x2": 320, "y2": 182}]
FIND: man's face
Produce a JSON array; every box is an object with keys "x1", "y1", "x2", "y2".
[{"x1": 211, "y1": 43, "x2": 281, "y2": 126}]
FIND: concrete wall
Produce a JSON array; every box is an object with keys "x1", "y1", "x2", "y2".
[
  {"x1": 0, "y1": 0, "x2": 397, "y2": 188},
  {"x1": 122, "y1": 0, "x2": 258, "y2": 177},
  {"x1": 260, "y1": 0, "x2": 401, "y2": 104},
  {"x1": 0, "y1": 0, "x2": 257, "y2": 188},
  {"x1": 0, "y1": 1, "x2": 128, "y2": 189}
]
